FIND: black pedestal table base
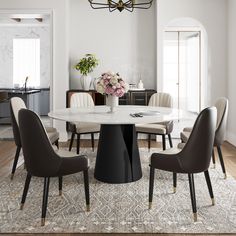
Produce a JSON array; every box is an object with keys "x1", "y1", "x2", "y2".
[{"x1": 94, "y1": 124, "x2": 142, "y2": 183}]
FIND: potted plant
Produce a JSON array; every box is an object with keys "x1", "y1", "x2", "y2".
[{"x1": 74, "y1": 54, "x2": 99, "y2": 90}]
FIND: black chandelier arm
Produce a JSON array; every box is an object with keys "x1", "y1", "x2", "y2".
[
  {"x1": 133, "y1": 1, "x2": 153, "y2": 7},
  {"x1": 124, "y1": 7, "x2": 134, "y2": 12},
  {"x1": 88, "y1": 0, "x2": 115, "y2": 8},
  {"x1": 88, "y1": 0, "x2": 153, "y2": 11}
]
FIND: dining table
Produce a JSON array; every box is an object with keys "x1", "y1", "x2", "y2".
[{"x1": 48, "y1": 105, "x2": 191, "y2": 184}]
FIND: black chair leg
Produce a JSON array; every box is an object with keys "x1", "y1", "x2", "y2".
[
  {"x1": 83, "y1": 169, "x2": 90, "y2": 212},
  {"x1": 148, "y1": 134, "x2": 151, "y2": 151},
  {"x1": 54, "y1": 140, "x2": 59, "y2": 149},
  {"x1": 20, "y1": 173, "x2": 32, "y2": 210},
  {"x1": 217, "y1": 145, "x2": 227, "y2": 179},
  {"x1": 41, "y1": 177, "x2": 50, "y2": 226},
  {"x1": 77, "y1": 134, "x2": 81, "y2": 154},
  {"x1": 204, "y1": 170, "x2": 215, "y2": 205},
  {"x1": 162, "y1": 135, "x2": 166, "y2": 150},
  {"x1": 69, "y1": 132, "x2": 75, "y2": 151},
  {"x1": 91, "y1": 133, "x2": 95, "y2": 152},
  {"x1": 11, "y1": 146, "x2": 21, "y2": 180},
  {"x1": 168, "y1": 134, "x2": 173, "y2": 148},
  {"x1": 58, "y1": 176, "x2": 62, "y2": 196},
  {"x1": 173, "y1": 173, "x2": 177, "y2": 193},
  {"x1": 212, "y1": 148, "x2": 216, "y2": 168},
  {"x1": 149, "y1": 166, "x2": 155, "y2": 209},
  {"x1": 188, "y1": 173, "x2": 197, "y2": 222}
]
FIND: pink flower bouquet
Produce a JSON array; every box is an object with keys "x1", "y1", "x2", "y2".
[{"x1": 96, "y1": 72, "x2": 129, "y2": 97}]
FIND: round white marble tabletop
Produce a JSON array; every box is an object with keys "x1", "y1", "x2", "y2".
[{"x1": 48, "y1": 105, "x2": 193, "y2": 125}]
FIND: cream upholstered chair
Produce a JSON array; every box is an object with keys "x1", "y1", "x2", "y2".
[
  {"x1": 180, "y1": 97, "x2": 229, "y2": 178},
  {"x1": 136, "y1": 93, "x2": 174, "y2": 150},
  {"x1": 10, "y1": 97, "x2": 59, "y2": 179},
  {"x1": 68, "y1": 92, "x2": 100, "y2": 154}
]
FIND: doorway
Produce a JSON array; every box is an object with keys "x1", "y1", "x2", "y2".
[{"x1": 163, "y1": 31, "x2": 201, "y2": 115}]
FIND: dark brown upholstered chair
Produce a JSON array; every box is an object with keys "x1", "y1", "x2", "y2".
[
  {"x1": 10, "y1": 97, "x2": 59, "y2": 179},
  {"x1": 18, "y1": 109, "x2": 90, "y2": 226},
  {"x1": 136, "y1": 93, "x2": 174, "y2": 151},
  {"x1": 180, "y1": 98, "x2": 229, "y2": 178},
  {"x1": 68, "y1": 93, "x2": 100, "y2": 154},
  {"x1": 149, "y1": 107, "x2": 217, "y2": 222}
]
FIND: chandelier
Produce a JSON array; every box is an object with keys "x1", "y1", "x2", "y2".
[{"x1": 88, "y1": 0, "x2": 154, "y2": 12}]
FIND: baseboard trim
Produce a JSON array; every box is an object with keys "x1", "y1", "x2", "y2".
[{"x1": 227, "y1": 131, "x2": 236, "y2": 146}]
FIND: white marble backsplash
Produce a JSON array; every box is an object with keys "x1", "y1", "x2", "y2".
[{"x1": 0, "y1": 26, "x2": 50, "y2": 88}]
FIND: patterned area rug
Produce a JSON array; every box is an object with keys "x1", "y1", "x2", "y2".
[{"x1": 0, "y1": 148, "x2": 236, "y2": 233}]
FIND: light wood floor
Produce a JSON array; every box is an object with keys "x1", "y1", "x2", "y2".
[{"x1": 0, "y1": 139, "x2": 236, "y2": 236}]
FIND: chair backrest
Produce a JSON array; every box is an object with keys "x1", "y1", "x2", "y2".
[
  {"x1": 10, "y1": 97, "x2": 27, "y2": 147},
  {"x1": 214, "y1": 97, "x2": 228, "y2": 146},
  {"x1": 70, "y1": 93, "x2": 94, "y2": 108},
  {"x1": 18, "y1": 109, "x2": 61, "y2": 177},
  {"x1": 148, "y1": 93, "x2": 173, "y2": 108},
  {"x1": 180, "y1": 107, "x2": 217, "y2": 173}
]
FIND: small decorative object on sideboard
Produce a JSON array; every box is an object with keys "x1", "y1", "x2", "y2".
[
  {"x1": 74, "y1": 54, "x2": 99, "y2": 90},
  {"x1": 96, "y1": 71, "x2": 129, "y2": 113},
  {"x1": 138, "y1": 80, "x2": 144, "y2": 89}
]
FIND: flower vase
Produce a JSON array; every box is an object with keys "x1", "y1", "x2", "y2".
[
  {"x1": 80, "y1": 74, "x2": 92, "y2": 91},
  {"x1": 106, "y1": 95, "x2": 119, "y2": 113}
]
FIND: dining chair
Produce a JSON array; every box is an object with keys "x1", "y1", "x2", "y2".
[
  {"x1": 149, "y1": 107, "x2": 217, "y2": 222},
  {"x1": 68, "y1": 92, "x2": 100, "y2": 154},
  {"x1": 18, "y1": 109, "x2": 90, "y2": 226},
  {"x1": 136, "y1": 93, "x2": 173, "y2": 150},
  {"x1": 180, "y1": 97, "x2": 229, "y2": 178},
  {"x1": 10, "y1": 97, "x2": 59, "y2": 179}
]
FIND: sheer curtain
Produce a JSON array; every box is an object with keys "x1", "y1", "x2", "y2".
[{"x1": 13, "y1": 38, "x2": 40, "y2": 88}]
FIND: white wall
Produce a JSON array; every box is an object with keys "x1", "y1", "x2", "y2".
[
  {"x1": 0, "y1": 0, "x2": 69, "y2": 140},
  {"x1": 227, "y1": 0, "x2": 236, "y2": 145},
  {"x1": 156, "y1": 0, "x2": 228, "y2": 107},
  {"x1": 69, "y1": 0, "x2": 156, "y2": 90}
]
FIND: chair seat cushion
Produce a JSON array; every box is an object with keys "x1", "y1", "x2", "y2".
[
  {"x1": 55, "y1": 149, "x2": 90, "y2": 166},
  {"x1": 45, "y1": 127, "x2": 57, "y2": 133},
  {"x1": 74, "y1": 122, "x2": 100, "y2": 134},
  {"x1": 136, "y1": 123, "x2": 166, "y2": 134},
  {"x1": 183, "y1": 127, "x2": 193, "y2": 132},
  {"x1": 180, "y1": 131, "x2": 190, "y2": 143},
  {"x1": 47, "y1": 131, "x2": 59, "y2": 144},
  {"x1": 150, "y1": 148, "x2": 184, "y2": 173},
  {"x1": 57, "y1": 155, "x2": 89, "y2": 176}
]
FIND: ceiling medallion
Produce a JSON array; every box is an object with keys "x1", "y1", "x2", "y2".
[{"x1": 88, "y1": 0, "x2": 153, "y2": 12}]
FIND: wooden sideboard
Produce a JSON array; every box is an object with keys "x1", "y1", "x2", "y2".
[{"x1": 66, "y1": 89, "x2": 157, "y2": 107}]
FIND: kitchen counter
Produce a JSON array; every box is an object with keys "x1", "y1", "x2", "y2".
[
  {"x1": 0, "y1": 88, "x2": 50, "y2": 124},
  {"x1": 1, "y1": 88, "x2": 41, "y2": 95}
]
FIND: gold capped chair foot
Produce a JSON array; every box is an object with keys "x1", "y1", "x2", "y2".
[
  {"x1": 193, "y1": 213, "x2": 197, "y2": 222},
  {"x1": 224, "y1": 173, "x2": 227, "y2": 179},
  {"x1": 59, "y1": 190, "x2": 62, "y2": 196},
  {"x1": 211, "y1": 198, "x2": 215, "y2": 206},
  {"x1": 20, "y1": 203, "x2": 24, "y2": 210},
  {"x1": 173, "y1": 187, "x2": 176, "y2": 194},
  {"x1": 41, "y1": 218, "x2": 46, "y2": 226},
  {"x1": 10, "y1": 174, "x2": 14, "y2": 180},
  {"x1": 149, "y1": 202, "x2": 152, "y2": 210},
  {"x1": 86, "y1": 204, "x2": 90, "y2": 212}
]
